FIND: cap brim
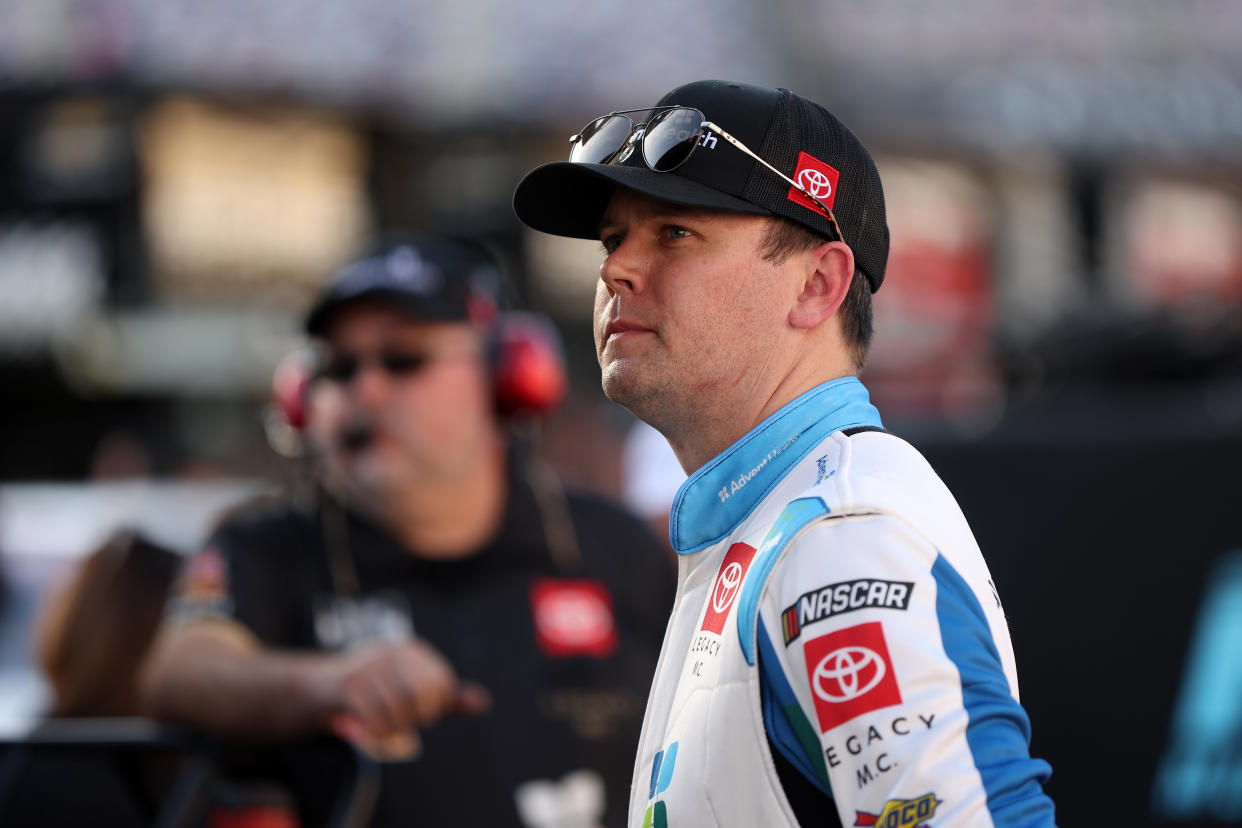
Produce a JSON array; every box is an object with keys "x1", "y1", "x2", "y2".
[
  {"x1": 305, "y1": 288, "x2": 461, "y2": 336},
  {"x1": 513, "y1": 161, "x2": 770, "y2": 240}
]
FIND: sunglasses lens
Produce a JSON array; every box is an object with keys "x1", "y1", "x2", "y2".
[
  {"x1": 380, "y1": 353, "x2": 429, "y2": 375},
  {"x1": 319, "y1": 352, "x2": 431, "y2": 382},
  {"x1": 569, "y1": 115, "x2": 633, "y2": 164},
  {"x1": 319, "y1": 356, "x2": 358, "y2": 383},
  {"x1": 642, "y1": 108, "x2": 705, "y2": 172}
]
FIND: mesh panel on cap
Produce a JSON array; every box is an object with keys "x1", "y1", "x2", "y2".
[{"x1": 744, "y1": 90, "x2": 889, "y2": 291}]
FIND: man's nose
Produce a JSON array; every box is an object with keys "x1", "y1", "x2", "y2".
[
  {"x1": 346, "y1": 359, "x2": 393, "y2": 406},
  {"x1": 599, "y1": 238, "x2": 647, "y2": 296}
]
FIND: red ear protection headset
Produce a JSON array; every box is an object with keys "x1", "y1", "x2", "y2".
[
  {"x1": 264, "y1": 346, "x2": 318, "y2": 457},
  {"x1": 489, "y1": 310, "x2": 568, "y2": 420},
  {"x1": 267, "y1": 311, "x2": 568, "y2": 451},
  {"x1": 272, "y1": 346, "x2": 316, "y2": 433}
]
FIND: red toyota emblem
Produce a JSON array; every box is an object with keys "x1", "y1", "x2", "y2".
[
  {"x1": 803, "y1": 622, "x2": 902, "y2": 732},
  {"x1": 700, "y1": 542, "x2": 757, "y2": 634},
  {"x1": 530, "y1": 579, "x2": 617, "y2": 658},
  {"x1": 787, "y1": 151, "x2": 840, "y2": 216}
]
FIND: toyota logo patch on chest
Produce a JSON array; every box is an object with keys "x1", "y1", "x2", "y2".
[
  {"x1": 803, "y1": 621, "x2": 902, "y2": 732},
  {"x1": 699, "y1": 542, "x2": 757, "y2": 635}
]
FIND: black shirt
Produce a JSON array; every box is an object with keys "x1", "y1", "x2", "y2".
[{"x1": 186, "y1": 467, "x2": 675, "y2": 828}]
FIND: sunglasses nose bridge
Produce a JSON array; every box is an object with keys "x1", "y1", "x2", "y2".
[
  {"x1": 346, "y1": 355, "x2": 390, "y2": 387},
  {"x1": 616, "y1": 125, "x2": 645, "y2": 164},
  {"x1": 322, "y1": 353, "x2": 388, "y2": 385}
]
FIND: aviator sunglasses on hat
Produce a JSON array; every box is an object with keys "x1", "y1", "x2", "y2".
[{"x1": 568, "y1": 105, "x2": 845, "y2": 244}]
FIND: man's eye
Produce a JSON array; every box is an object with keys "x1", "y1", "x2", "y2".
[
  {"x1": 601, "y1": 234, "x2": 623, "y2": 253},
  {"x1": 664, "y1": 226, "x2": 691, "y2": 240}
]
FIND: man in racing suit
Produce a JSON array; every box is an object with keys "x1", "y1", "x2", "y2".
[{"x1": 513, "y1": 80, "x2": 1056, "y2": 826}]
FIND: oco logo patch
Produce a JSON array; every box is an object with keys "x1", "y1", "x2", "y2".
[
  {"x1": 854, "y1": 792, "x2": 942, "y2": 827},
  {"x1": 804, "y1": 622, "x2": 902, "y2": 732}
]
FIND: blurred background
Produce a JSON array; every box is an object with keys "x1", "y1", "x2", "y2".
[{"x1": 0, "y1": 0, "x2": 1240, "y2": 824}]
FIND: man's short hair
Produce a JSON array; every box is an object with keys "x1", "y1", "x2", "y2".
[{"x1": 759, "y1": 217, "x2": 873, "y2": 372}]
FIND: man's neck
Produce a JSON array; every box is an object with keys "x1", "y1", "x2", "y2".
[{"x1": 664, "y1": 366, "x2": 855, "y2": 475}]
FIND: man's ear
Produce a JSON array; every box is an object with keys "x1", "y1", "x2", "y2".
[{"x1": 788, "y1": 242, "x2": 854, "y2": 330}]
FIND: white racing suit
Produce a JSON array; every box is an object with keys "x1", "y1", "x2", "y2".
[{"x1": 629, "y1": 378, "x2": 1056, "y2": 827}]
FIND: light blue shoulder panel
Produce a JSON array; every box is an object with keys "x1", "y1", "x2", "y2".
[{"x1": 737, "y1": 496, "x2": 831, "y2": 666}]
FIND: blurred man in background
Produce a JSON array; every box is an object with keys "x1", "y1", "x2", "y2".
[
  {"x1": 514, "y1": 79, "x2": 1056, "y2": 826},
  {"x1": 141, "y1": 237, "x2": 675, "y2": 828}
]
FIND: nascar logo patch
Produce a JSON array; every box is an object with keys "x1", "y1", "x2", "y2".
[{"x1": 782, "y1": 578, "x2": 913, "y2": 644}]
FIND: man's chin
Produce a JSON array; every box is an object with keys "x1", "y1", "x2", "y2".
[
  {"x1": 601, "y1": 369, "x2": 663, "y2": 421},
  {"x1": 600, "y1": 368, "x2": 641, "y2": 408},
  {"x1": 336, "y1": 451, "x2": 408, "y2": 499}
]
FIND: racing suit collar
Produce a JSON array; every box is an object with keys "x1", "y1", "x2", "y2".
[{"x1": 667, "y1": 377, "x2": 882, "y2": 555}]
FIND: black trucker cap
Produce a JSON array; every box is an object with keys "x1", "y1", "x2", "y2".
[
  {"x1": 305, "y1": 237, "x2": 502, "y2": 336},
  {"x1": 513, "y1": 80, "x2": 890, "y2": 292}
]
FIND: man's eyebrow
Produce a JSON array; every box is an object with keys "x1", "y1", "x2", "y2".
[{"x1": 598, "y1": 202, "x2": 704, "y2": 236}]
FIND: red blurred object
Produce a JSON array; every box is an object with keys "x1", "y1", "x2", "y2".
[
  {"x1": 529, "y1": 578, "x2": 618, "y2": 658},
  {"x1": 210, "y1": 805, "x2": 300, "y2": 828},
  {"x1": 208, "y1": 781, "x2": 301, "y2": 828},
  {"x1": 492, "y1": 312, "x2": 568, "y2": 419},
  {"x1": 271, "y1": 347, "x2": 316, "y2": 431}
]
